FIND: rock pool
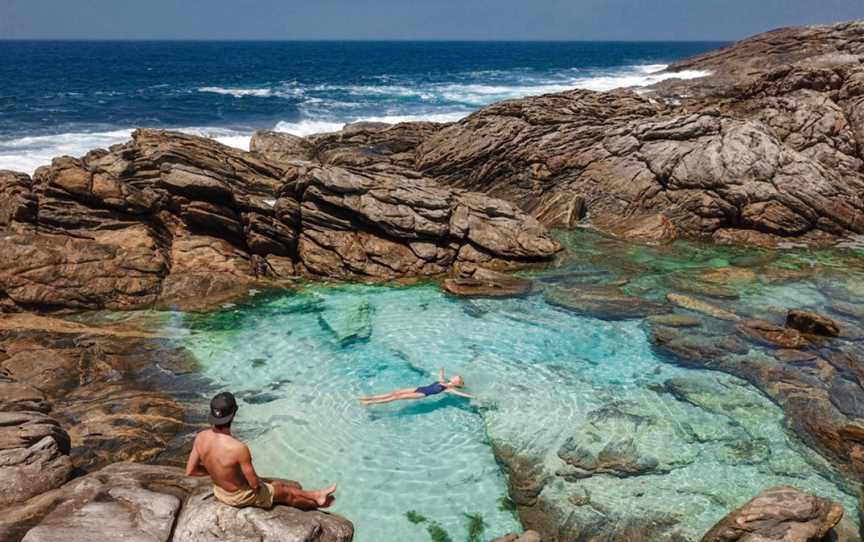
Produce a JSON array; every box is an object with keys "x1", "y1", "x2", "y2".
[{"x1": 170, "y1": 231, "x2": 863, "y2": 541}]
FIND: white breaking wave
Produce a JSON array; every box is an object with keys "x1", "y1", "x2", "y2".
[
  {"x1": 198, "y1": 86, "x2": 305, "y2": 99},
  {"x1": 272, "y1": 111, "x2": 469, "y2": 137},
  {"x1": 0, "y1": 127, "x2": 252, "y2": 175}
]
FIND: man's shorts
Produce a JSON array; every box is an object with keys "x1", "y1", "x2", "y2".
[{"x1": 213, "y1": 482, "x2": 275, "y2": 508}]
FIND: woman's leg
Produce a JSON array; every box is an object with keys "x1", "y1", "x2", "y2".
[
  {"x1": 362, "y1": 387, "x2": 418, "y2": 400},
  {"x1": 363, "y1": 392, "x2": 425, "y2": 404},
  {"x1": 271, "y1": 480, "x2": 336, "y2": 509}
]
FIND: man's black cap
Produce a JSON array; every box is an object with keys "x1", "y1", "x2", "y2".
[{"x1": 209, "y1": 391, "x2": 238, "y2": 425}]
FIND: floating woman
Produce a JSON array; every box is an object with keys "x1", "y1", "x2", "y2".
[{"x1": 359, "y1": 368, "x2": 476, "y2": 405}]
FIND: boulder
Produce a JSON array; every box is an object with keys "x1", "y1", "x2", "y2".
[
  {"x1": 786, "y1": 310, "x2": 841, "y2": 337},
  {"x1": 174, "y1": 487, "x2": 353, "y2": 542},
  {"x1": 701, "y1": 486, "x2": 844, "y2": 542}
]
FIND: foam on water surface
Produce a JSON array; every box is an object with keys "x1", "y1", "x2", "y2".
[{"x1": 179, "y1": 274, "x2": 859, "y2": 541}]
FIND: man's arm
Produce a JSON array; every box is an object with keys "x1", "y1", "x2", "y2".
[
  {"x1": 185, "y1": 438, "x2": 208, "y2": 477},
  {"x1": 238, "y1": 446, "x2": 260, "y2": 490},
  {"x1": 438, "y1": 367, "x2": 445, "y2": 381},
  {"x1": 446, "y1": 389, "x2": 476, "y2": 400}
]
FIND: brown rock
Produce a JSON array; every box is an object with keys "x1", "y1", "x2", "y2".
[{"x1": 701, "y1": 486, "x2": 844, "y2": 542}]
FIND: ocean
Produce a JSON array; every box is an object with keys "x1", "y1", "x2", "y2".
[{"x1": 0, "y1": 40, "x2": 722, "y2": 174}]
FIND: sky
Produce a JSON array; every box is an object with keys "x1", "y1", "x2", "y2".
[{"x1": 1, "y1": 0, "x2": 862, "y2": 41}]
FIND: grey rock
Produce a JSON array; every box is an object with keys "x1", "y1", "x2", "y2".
[
  {"x1": 174, "y1": 488, "x2": 353, "y2": 542},
  {"x1": 8, "y1": 463, "x2": 353, "y2": 542}
]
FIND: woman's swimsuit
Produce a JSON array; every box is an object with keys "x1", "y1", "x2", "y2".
[{"x1": 415, "y1": 382, "x2": 447, "y2": 396}]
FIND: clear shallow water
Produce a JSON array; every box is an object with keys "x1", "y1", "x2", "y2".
[
  {"x1": 0, "y1": 40, "x2": 719, "y2": 173},
  {"x1": 171, "y1": 229, "x2": 864, "y2": 541}
]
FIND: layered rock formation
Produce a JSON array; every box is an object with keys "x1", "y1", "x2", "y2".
[
  {"x1": 250, "y1": 20, "x2": 864, "y2": 248},
  {"x1": 0, "y1": 129, "x2": 559, "y2": 312}
]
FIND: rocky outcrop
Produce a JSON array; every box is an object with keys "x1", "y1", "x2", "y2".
[
  {"x1": 701, "y1": 486, "x2": 844, "y2": 542},
  {"x1": 1, "y1": 462, "x2": 353, "y2": 542},
  {"x1": 0, "y1": 129, "x2": 558, "y2": 312},
  {"x1": 249, "y1": 20, "x2": 864, "y2": 248}
]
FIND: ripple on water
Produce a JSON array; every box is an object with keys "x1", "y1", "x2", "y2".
[{"x1": 180, "y1": 282, "x2": 858, "y2": 541}]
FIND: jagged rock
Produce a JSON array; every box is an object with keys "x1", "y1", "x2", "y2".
[
  {"x1": 666, "y1": 293, "x2": 740, "y2": 321},
  {"x1": 251, "y1": 131, "x2": 316, "y2": 162},
  {"x1": 701, "y1": 486, "x2": 844, "y2": 542},
  {"x1": 0, "y1": 129, "x2": 558, "y2": 312},
  {"x1": 786, "y1": 310, "x2": 841, "y2": 337},
  {"x1": 5, "y1": 463, "x2": 352, "y2": 542}
]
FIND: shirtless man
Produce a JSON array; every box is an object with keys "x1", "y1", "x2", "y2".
[{"x1": 186, "y1": 391, "x2": 336, "y2": 509}]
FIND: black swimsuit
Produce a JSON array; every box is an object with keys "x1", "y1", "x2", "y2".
[{"x1": 415, "y1": 382, "x2": 447, "y2": 396}]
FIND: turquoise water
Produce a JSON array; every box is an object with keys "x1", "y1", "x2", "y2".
[{"x1": 177, "y1": 260, "x2": 861, "y2": 541}]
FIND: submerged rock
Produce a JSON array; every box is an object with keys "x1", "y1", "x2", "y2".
[
  {"x1": 666, "y1": 293, "x2": 740, "y2": 321},
  {"x1": 786, "y1": 310, "x2": 841, "y2": 337},
  {"x1": 737, "y1": 319, "x2": 809, "y2": 349},
  {"x1": 442, "y1": 268, "x2": 533, "y2": 298},
  {"x1": 701, "y1": 486, "x2": 844, "y2": 542},
  {"x1": 545, "y1": 284, "x2": 671, "y2": 320}
]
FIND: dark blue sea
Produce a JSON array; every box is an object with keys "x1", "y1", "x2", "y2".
[{"x1": 0, "y1": 41, "x2": 723, "y2": 172}]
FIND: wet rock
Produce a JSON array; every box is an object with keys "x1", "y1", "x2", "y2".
[
  {"x1": 666, "y1": 293, "x2": 740, "y2": 321},
  {"x1": 830, "y1": 301, "x2": 864, "y2": 322},
  {"x1": 665, "y1": 275, "x2": 740, "y2": 300},
  {"x1": 545, "y1": 284, "x2": 671, "y2": 321},
  {"x1": 786, "y1": 310, "x2": 841, "y2": 337},
  {"x1": 5, "y1": 463, "x2": 353, "y2": 542},
  {"x1": 701, "y1": 486, "x2": 844, "y2": 542},
  {"x1": 651, "y1": 326, "x2": 749, "y2": 365},
  {"x1": 556, "y1": 403, "x2": 695, "y2": 480},
  {"x1": 442, "y1": 269, "x2": 533, "y2": 298},
  {"x1": 646, "y1": 313, "x2": 702, "y2": 328},
  {"x1": 317, "y1": 300, "x2": 374, "y2": 345},
  {"x1": 738, "y1": 319, "x2": 809, "y2": 349}
]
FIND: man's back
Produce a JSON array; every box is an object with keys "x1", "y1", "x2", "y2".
[{"x1": 193, "y1": 429, "x2": 251, "y2": 492}]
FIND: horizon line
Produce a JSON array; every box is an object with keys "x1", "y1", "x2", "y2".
[{"x1": 0, "y1": 38, "x2": 734, "y2": 44}]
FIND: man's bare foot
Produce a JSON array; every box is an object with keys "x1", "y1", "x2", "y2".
[{"x1": 313, "y1": 484, "x2": 337, "y2": 507}]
